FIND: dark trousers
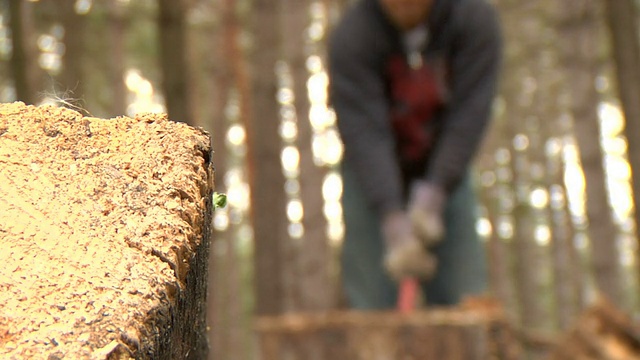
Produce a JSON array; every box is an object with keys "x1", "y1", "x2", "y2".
[{"x1": 340, "y1": 165, "x2": 488, "y2": 309}]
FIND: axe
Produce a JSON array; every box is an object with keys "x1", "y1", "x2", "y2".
[{"x1": 397, "y1": 277, "x2": 419, "y2": 313}]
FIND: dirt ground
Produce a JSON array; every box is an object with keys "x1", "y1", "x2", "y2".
[{"x1": 0, "y1": 102, "x2": 212, "y2": 359}]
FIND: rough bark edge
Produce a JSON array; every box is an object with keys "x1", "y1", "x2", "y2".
[{"x1": 125, "y1": 137, "x2": 213, "y2": 360}]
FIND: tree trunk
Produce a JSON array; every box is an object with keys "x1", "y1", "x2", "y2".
[
  {"x1": 604, "y1": 0, "x2": 640, "y2": 288},
  {"x1": 158, "y1": 0, "x2": 194, "y2": 125},
  {"x1": 107, "y1": 0, "x2": 127, "y2": 117},
  {"x1": 507, "y1": 93, "x2": 549, "y2": 340},
  {"x1": 54, "y1": 0, "x2": 86, "y2": 107},
  {"x1": 249, "y1": 0, "x2": 290, "y2": 316},
  {"x1": 282, "y1": 0, "x2": 333, "y2": 312},
  {"x1": 207, "y1": 0, "x2": 251, "y2": 358},
  {"x1": 475, "y1": 104, "x2": 516, "y2": 315},
  {"x1": 207, "y1": 1, "x2": 231, "y2": 359},
  {"x1": 479, "y1": 159, "x2": 517, "y2": 315},
  {"x1": 532, "y1": 4, "x2": 584, "y2": 330},
  {"x1": 8, "y1": 0, "x2": 40, "y2": 104},
  {"x1": 545, "y1": 133, "x2": 583, "y2": 330},
  {"x1": 496, "y1": 1, "x2": 554, "y2": 350},
  {"x1": 557, "y1": 0, "x2": 622, "y2": 305}
]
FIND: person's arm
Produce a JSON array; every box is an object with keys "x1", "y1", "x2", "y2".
[
  {"x1": 425, "y1": 1, "x2": 503, "y2": 192},
  {"x1": 328, "y1": 20, "x2": 404, "y2": 216}
]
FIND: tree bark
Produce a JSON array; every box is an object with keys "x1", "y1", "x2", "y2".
[
  {"x1": 494, "y1": 0, "x2": 554, "y2": 347},
  {"x1": 534, "y1": 4, "x2": 584, "y2": 329},
  {"x1": 158, "y1": 0, "x2": 194, "y2": 125},
  {"x1": 207, "y1": 2, "x2": 232, "y2": 359},
  {"x1": 249, "y1": 0, "x2": 290, "y2": 316},
  {"x1": 539, "y1": 89, "x2": 582, "y2": 331},
  {"x1": 107, "y1": 0, "x2": 127, "y2": 117},
  {"x1": 54, "y1": 0, "x2": 87, "y2": 107},
  {"x1": 545, "y1": 133, "x2": 583, "y2": 329},
  {"x1": 557, "y1": 0, "x2": 622, "y2": 305},
  {"x1": 475, "y1": 123, "x2": 517, "y2": 317},
  {"x1": 207, "y1": 0, "x2": 251, "y2": 358},
  {"x1": 8, "y1": 0, "x2": 40, "y2": 104},
  {"x1": 603, "y1": 0, "x2": 640, "y2": 288},
  {"x1": 480, "y1": 165, "x2": 516, "y2": 312},
  {"x1": 281, "y1": 0, "x2": 333, "y2": 312}
]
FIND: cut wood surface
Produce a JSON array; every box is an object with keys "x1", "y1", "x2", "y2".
[
  {"x1": 254, "y1": 297, "x2": 521, "y2": 360},
  {"x1": 0, "y1": 102, "x2": 213, "y2": 359}
]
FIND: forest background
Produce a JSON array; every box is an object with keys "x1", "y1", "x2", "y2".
[{"x1": 3, "y1": 0, "x2": 640, "y2": 359}]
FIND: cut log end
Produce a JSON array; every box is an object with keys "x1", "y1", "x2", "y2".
[
  {"x1": 0, "y1": 102, "x2": 213, "y2": 359},
  {"x1": 255, "y1": 296, "x2": 522, "y2": 360}
]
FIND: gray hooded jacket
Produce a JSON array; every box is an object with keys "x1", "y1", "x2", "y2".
[{"x1": 328, "y1": 0, "x2": 502, "y2": 216}]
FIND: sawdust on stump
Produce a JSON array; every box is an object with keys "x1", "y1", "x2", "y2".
[{"x1": 0, "y1": 102, "x2": 213, "y2": 359}]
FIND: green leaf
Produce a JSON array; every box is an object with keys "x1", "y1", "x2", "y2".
[{"x1": 213, "y1": 192, "x2": 227, "y2": 209}]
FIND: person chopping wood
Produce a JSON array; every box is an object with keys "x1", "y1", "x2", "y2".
[{"x1": 328, "y1": 0, "x2": 502, "y2": 309}]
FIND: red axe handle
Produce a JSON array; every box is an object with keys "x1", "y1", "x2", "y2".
[{"x1": 397, "y1": 277, "x2": 418, "y2": 313}]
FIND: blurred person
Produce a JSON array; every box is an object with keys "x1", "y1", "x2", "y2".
[{"x1": 328, "y1": 0, "x2": 502, "y2": 309}]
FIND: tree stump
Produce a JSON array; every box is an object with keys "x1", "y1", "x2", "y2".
[
  {"x1": 0, "y1": 102, "x2": 214, "y2": 359},
  {"x1": 254, "y1": 297, "x2": 521, "y2": 360}
]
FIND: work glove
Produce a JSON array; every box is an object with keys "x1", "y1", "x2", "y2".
[
  {"x1": 408, "y1": 181, "x2": 446, "y2": 247},
  {"x1": 382, "y1": 211, "x2": 437, "y2": 281}
]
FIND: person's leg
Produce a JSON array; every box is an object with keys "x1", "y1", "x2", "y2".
[
  {"x1": 340, "y1": 165, "x2": 398, "y2": 309},
  {"x1": 421, "y1": 175, "x2": 488, "y2": 305}
]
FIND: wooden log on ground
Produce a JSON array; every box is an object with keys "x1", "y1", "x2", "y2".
[
  {"x1": 548, "y1": 298, "x2": 640, "y2": 360},
  {"x1": 254, "y1": 297, "x2": 521, "y2": 360},
  {"x1": 0, "y1": 102, "x2": 214, "y2": 359}
]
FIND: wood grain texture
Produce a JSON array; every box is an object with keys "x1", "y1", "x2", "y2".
[{"x1": 0, "y1": 102, "x2": 213, "y2": 359}]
